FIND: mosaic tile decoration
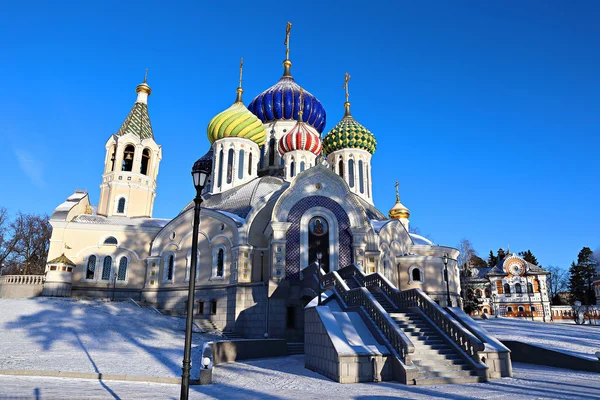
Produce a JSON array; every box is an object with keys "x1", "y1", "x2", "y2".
[
  {"x1": 116, "y1": 102, "x2": 153, "y2": 139},
  {"x1": 285, "y1": 195, "x2": 353, "y2": 280}
]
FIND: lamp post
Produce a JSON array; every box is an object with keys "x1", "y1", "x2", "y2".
[
  {"x1": 180, "y1": 157, "x2": 210, "y2": 400},
  {"x1": 316, "y1": 251, "x2": 323, "y2": 306},
  {"x1": 443, "y1": 254, "x2": 451, "y2": 307},
  {"x1": 540, "y1": 280, "x2": 547, "y2": 322},
  {"x1": 525, "y1": 267, "x2": 534, "y2": 322},
  {"x1": 491, "y1": 292, "x2": 498, "y2": 317}
]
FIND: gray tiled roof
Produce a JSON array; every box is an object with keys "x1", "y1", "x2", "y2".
[{"x1": 73, "y1": 214, "x2": 169, "y2": 228}]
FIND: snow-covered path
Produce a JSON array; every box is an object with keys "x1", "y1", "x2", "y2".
[
  {"x1": 0, "y1": 360, "x2": 599, "y2": 399},
  {"x1": 479, "y1": 317, "x2": 600, "y2": 361},
  {"x1": 0, "y1": 298, "x2": 215, "y2": 378}
]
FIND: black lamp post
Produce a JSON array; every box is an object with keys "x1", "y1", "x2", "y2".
[
  {"x1": 316, "y1": 251, "x2": 323, "y2": 306},
  {"x1": 526, "y1": 269, "x2": 535, "y2": 322},
  {"x1": 180, "y1": 156, "x2": 211, "y2": 400},
  {"x1": 443, "y1": 254, "x2": 451, "y2": 307}
]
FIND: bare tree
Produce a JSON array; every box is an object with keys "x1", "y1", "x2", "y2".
[
  {"x1": 546, "y1": 265, "x2": 568, "y2": 305},
  {"x1": 9, "y1": 213, "x2": 52, "y2": 275},
  {"x1": 0, "y1": 207, "x2": 22, "y2": 269},
  {"x1": 457, "y1": 239, "x2": 475, "y2": 269}
]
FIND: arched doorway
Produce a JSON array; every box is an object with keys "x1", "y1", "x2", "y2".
[{"x1": 308, "y1": 216, "x2": 330, "y2": 273}]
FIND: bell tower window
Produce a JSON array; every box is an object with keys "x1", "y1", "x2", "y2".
[
  {"x1": 117, "y1": 198, "x2": 126, "y2": 214},
  {"x1": 248, "y1": 152, "x2": 253, "y2": 175},
  {"x1": 227, "y1": 148, "x2": 234, "y2": 184},
  {"x1": 109, "y1": 146, "x2": 116, "y2": 172},
  {"x1": 358, "y1": 160, "x2": 364, "y2": 193},
  {"x1": 268, "y1": 138, "x2": 276, "y2": 166},
  {"x1": 348, "y1": 159, "x2": 355, "y2": 188},
  {"x1": 140, "y1": 148, "x2": 151, "y2": 175},
  {"x1": 217, "y1": 149, "x2": 224, "y2": 188},
  {"x1": 338, "y1": 159, "x2": 344, "y2": 178},
  {"x1": 122, "y1": 145, "x2": 135, "y2": 172},
  {"x1": 238, "y1": 149, "x2": 245, "y2": 180}
]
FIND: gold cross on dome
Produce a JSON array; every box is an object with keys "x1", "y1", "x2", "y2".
[
  {"x1": 239, "y1": 57, "x2": 244, "y2": 88},
  {"x1": 343, "y1": 72, "x2": 351, "y2": 103},
  {"x1": 284, "y1": 22, "x2": 292, "y2": 60},
  {"x1": 395, "y1": 181, "x2": 400, "y2": 202}
]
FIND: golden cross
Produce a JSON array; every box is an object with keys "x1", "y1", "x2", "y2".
[
  {"x1": 144, "y1": 68, "x2": 148, "y2": 83},
  {"x1": 395, "y1": 181, "x2": 400, "y2": 202},
  {"x1": 298, "y1": 88, "x2": 304, "y2": 122},
  {"x1": 284, "y1": 22, "x2": 292, "y2": 60},
  {"x1": 239, "y1": 57, "x2": 244, "y2": 88},
  {"x1": 343, "y1": 72, "x2": 351, "y2": 103}
]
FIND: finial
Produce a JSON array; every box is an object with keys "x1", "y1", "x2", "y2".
[
  {"x1": 135, "y1": 69, "x2": 152, "y2": 101},
  {"x1": 282, "y1": 22, "x2": 293, "y2": 77},
  {"x1": 395, "y1": 181, "x2": 400, "y2": 202},
  {"x1": 343, "y1": 72, "x2": 352, "y2": 117},
  {"x1": 144, "y1": 68, "x2": 148, "y2": 83},
  {"x1": 298, "y1": 88, "x2": 304, "y2": 123},
  {"x1": 235, "y1": 57, "x2": 244, "y2": 103}
]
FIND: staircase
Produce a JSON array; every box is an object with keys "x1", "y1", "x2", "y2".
[
  {"x1": 194, "y1": 318, "x2": 220, "y2": 333},
  {"x1": 287, "y1": 342, "x2": 304, "y2": 355},
  {"x1": 369, "y1": 289, "x2": 397, "y2": 313},
  {"x1": 222, "y1": 331, "x2": 246, "y2": 340},
  {"x1": 390, "y1": 312, "x2": 483, "y2": 384}
]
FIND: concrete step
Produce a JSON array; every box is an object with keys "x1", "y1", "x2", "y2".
[
  {"x1": 412, "y1": 348, "x2": 458, "y2": 356},
  {"x1": 412, "y1": 357, "x2": 467, "y2": 366},
  {"x1": 287, "y1": 342, "x2": 304, "y2": 355},
  {"x1": 194, "y1": 318, "x2": 220, "y2": 333},
  {"x1": 223, "y1": 331, "x2": 245, "y2": 340},
  {"x1": 411, "y1": 343, "x2": 451, "y2": 351},
  {"x1": 413, "y1": 376, "x2": 484, "y2": 385},
  {"x1": 413, "y1": 362, "x2": 470, "y2": 372}
]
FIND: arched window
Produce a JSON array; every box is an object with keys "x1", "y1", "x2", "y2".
[
  {"x1": 140, "y1": 148, "x2": 151, "y2": 175},
  {"x1": 86, "y1": 255, "x2": 96, "y2": 280},
  {"x1": 102, "y1": 256, "x2": 112, "y2": 280},
  {"x1": 117, "y1": 198, "x2": 126, "y2": 214},
  {"x1": 496, "y1": 280, "x2": 503, "y2": 294},
  {"x1": 515, "y1": 283, "x2": 522, "y2": 294},
  {"x1": 109, "y1": 146, "x2": 116, "y2": 172},
  {"x1": 300, "y1": 161, "x2": 305, "y2": 172},
  {"x1": 518, "y1": 306, "x2": 524, "y2": 312},
  {"x1": 527, "y1": 282, "x2": 534, "y2": 294},
  {"x1": 122, "y1": 145, "x2": 135, "y2": 172},
  {"x1": 475, "y1": 289, "x2": 483, "y2": 298},
  {"x1": 348, "y1": 159, "x2": 355, "y2": 188},
  {"x1": 268, "y1": 138, "x2": 276, "y2": 166},
  {"x1": 338, "y1": 159, "x2": 344, "y2": 178},
  {"x1": 483, "y1": 308, "x2": 489, "y2": 314},
  {"x1": 211, "y1": 248, "x2": 225, "y2": 279},
  {"x1": 165, "y1": 254, "x2": 174, "y2": 281},
  {"x1": 358, "y1": 160, "x2": 364, "y2": 194},
  {"x1": 504, "y1": 283, "x2": 511, "y2": 294},
  {"x1": 238, "y1": 149, "x2": 244, "y2": 180},
  {"x1": 290, "y1": 161, "x2": 295, "y2": 177},
  {"x1": 507, "y1": 306, "x2": 513, "y2": 313},
  {"x1": 217, "y1": 249, "x2": 224, "y2": 277},
  {"x1": 217, "y1": 149, "x2": 224, "y2": 188},
  {"x1": 103, "y1": 236, "x2": 118, "y2": 245},
  {"x1": 485, "y1": 288, "x2": 491, "y2": 298},
  {"x1": 412, "y1": 268, "x2": 421, "y2": 282},
  {"x1": 226, "y1": 148, "x2": 234, "y2": 184},
  {"x1": 117, "y1": 257, "x2": 128, "y2": 281},
  {"x1": 366, "y1": 165, "x2": 370, "y2": 197},
  {"x1": 248, "y1": 152, "x2": 253, "y2": 175}
]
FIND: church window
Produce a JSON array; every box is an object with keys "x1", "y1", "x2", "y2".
[
  {"x1": 210, "y1": 301, "x2": 217, "y2": 315},
  {"x1": 504, "y1": 283, "x2": 511, "y2": 294},
  {"x1": 109, "y1": 146, "x2": 116, "y2": 172},
  {"x1": 248, "y1": 152, "x2": 253, "y2": 175},
  {"x1": 338, "y1": 160, "x2": 344, "y2": 178},
  {"x1": 101, "y1": 256, "x2": 112, "y2": 280},
  {"x1": 117, "y1": 257, "x2": 128, "y2": 281},
  {"x1": 518, "y1": 306, "x2": 524, "y2": 312},
  {"x1": 348, "y1": 159, "x2": 355, "y2": 188},
  {"x1": 412, "y1": 268, "x2": 421, "y2": 282},
  {"x1": 507, "y1": 306, "x2": 513, "y2": 313},
  {"x1": 366, "y1": 165, "x2": 370, "y2": 197},
  {"x1": 290, "y1": 161, "x2": 295, "y2": 177},
  {"x1": 238, "y1": 150, "x2": 245, "y2": 180},
  {"x1": 226, "y1": 149, "x2": 234, "y2": 184},
  {"x1": 217, "y1": 149, "x2": 224, "y2": 188},
  {"x1": 216, "y1": 249, "x2": 224, "y2": 277},
  {"x1": 268, "y1": 138, "x2": 276, "y2": 166},
  {"x1": 86, "y1": 255, "x2": 96, "y2": 280},
  {"x1": 515, "y1": 283, "x2": 522, "y2": 294},
  {"x1": 485, "y1": 288, "x2": 491, "y2": 298},
  {"x1": 358, "y1": 160, "x2": 364, "y2": 194},
  {"x1": 300, "y1": 161, "x2": 305, "y2": 172},
  {"x1": 117, "y1": 198, "x2": 126, "y2": 214},
  {"x1": 122, "y1": 145, "x2": 135, "y2": 172},
  {"x1": 483, "y1": 308, "x2": 489, "y2": 314},
  {"x1": 140, "y1": 148, "x2": 151, "y2": 175},
  {"x1": 531, "y1": 306, "x2": 536, "y2": 312},
  {"x1": 103, "y1": 236, "x2": 118, "y2": 245},
  {"x1": 527, "y1": 282, "x2": 533, "y2": 294},
  {"x1": 165, "y1": 254, "x2": 174, "y2": 282}
]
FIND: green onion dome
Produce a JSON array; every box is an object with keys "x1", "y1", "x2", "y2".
[
  {"x1": 207, "y1": 88, "x2": 267, "y2": 146},
  {"x1": 322, "y1": 102, "x2": 376, "y2": 155}
]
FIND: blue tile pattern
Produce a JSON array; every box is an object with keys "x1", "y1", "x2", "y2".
[
  {"x1": 285, "y1": 196, "x2": 353, "y2": 280},
  {"x1": 248, "y1": 77, "x2": 327, "y2": 133}
]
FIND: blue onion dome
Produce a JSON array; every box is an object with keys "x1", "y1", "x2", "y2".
[
  {"x1": 322, "y1": 101, "x2": 376, "y2": 155},
  {"x1": 248, "y1": 60, "x2": 327, "y2": 134},
  {"x1": 207, "y1": 83, "x2": 267, "y2": 147}
]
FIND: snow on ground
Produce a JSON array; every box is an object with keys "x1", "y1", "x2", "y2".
[
  {"x1": 0, "y1": 360, "x2": 599, "y2": 399},
  {"x1": 479, "y1": 317, "x2": 600, "y2": 361},
  {"x1": 0, "y1": 298, "x2": 218, "y2": 378}
]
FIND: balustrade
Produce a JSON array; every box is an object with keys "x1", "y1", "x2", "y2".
[{"x1": 0, "y1": 275, "x2": 45, "y2": 285}]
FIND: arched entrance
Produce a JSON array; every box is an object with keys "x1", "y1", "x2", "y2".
[{"x1": 308, "y1": 216, "x2": 330, "y2": 272}]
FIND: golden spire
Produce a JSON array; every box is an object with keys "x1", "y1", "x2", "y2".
[
  {"x1": 144, "y1": 68, "x2": 148, "y2": 83},
  {"x1": 343, "y1": 72, "x2": 352, "y2": 117},
  {"x1": 235, "y1": 57, "x2": 244, "y2": 103},
  {"x1": 395, "y1": 180, "x2": 400, "y2": 202},
  {"x1": 135, "y1": 68, "x2": 152, "y2": 98},
  {"x1": 298, "y1": 88, "x2": 304, "y2": 123},
  {"x1": 283, "y1": 22, "x2": 293, "y2": 77}
]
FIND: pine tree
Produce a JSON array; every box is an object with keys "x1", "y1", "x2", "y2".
[
  {"x1": 497, "y1": 248, "x2": 506, "y2": 262},
  {"x1": 518, "y1": 250, "x2": 540, "y2": 266},
  {"x1": 487, "y1": 250, "x2": 498, "y2": 267},
  {"x1": 568, "y1": 261, "x2": 585, "y2": 304},
  {"x1": 569, "y1": 247, "x2": 599, "y2": 305},
  {"x1": 471, "y1": 255, "x2": 488, "y2": 268}
]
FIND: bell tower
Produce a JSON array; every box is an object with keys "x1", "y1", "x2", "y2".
[{"x1": 97, "y1": 73, "x2": 162, "y2": 218}]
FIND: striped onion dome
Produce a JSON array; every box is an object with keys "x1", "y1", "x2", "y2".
[
  {"x1": 207, "y1": 88, "x2": 267, "y2": 146},
  {"x1": 322, "y1": 102, "x2": 376, "y2": 155},
  {"x1": 278, "y1": 121, "x2": 322, "y2": 156},
  {"x1": 248, "y1": 61, "x2": 326, "y2": 133}
]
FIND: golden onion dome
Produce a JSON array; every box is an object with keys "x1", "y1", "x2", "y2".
[
  {"x1": 388, "y1": 181, "x2": 410, "y2": 219},
  {"x1": 136, "y1": 70, "x2": 152, "y2": 96}
]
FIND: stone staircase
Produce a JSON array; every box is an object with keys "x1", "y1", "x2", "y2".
[
  {"x1": 287, "y1": 342, "x2": 305, "y2": 355},
  {"x1": 222, "y1": 331, "x2": 245, "y2": 340},
  {"x1": 194, "y1": 318, "x2": 221, "y2": 333},
  {"x1": 368, "y1": 289, "x2": 397, "y2": 313},
  {"x1": 389, "y1": 311, "x2": 483, "y2": 385}
]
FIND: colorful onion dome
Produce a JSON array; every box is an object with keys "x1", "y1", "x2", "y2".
[
  {"x1": 322, "y1": 102, "x2": 376, "y2": 155},
  {"x1": 248, "y1": 61, "x2": 327, "y2": 134},
  {"x1": 206, "y1": 66, "x2": 267, "y2": 146},
  {"x1": 278, "y1": 121, "x2": 322, "y2": 156}
]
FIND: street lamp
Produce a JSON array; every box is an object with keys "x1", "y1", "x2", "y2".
[
  {"x1": 443, "y1": 254, "x2": 452, "y2": 307},
  {"x1": 491, "y1": 292, "x2": 498, "y2": 318},
  {"x1": 181, "y1": 155, "x2": 211, "y2": 400},
  {"x1": 316, "y1": 250, "x2": 323, "y2": 306},
  {"x1": 525, "y1": 266, "x2": 534, "y2": 322}
]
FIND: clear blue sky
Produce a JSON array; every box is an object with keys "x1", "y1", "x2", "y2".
[{"x1": 1, "y1": 1, "x2": 598, "y2": 270}]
